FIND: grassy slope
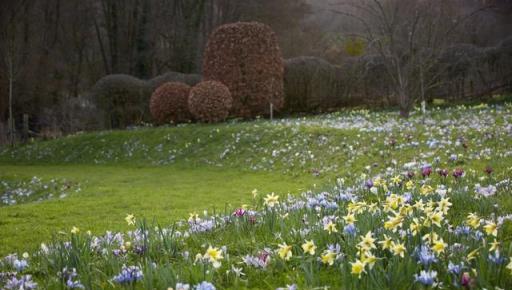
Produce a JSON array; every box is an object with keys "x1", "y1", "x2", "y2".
[{"x1": 1, "y1": 106, "x2": 511, "y2": 256}]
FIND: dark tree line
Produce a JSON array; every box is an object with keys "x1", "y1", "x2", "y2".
[{"x1": 0, "y1": 0, "x2": 511, "y2": 138}]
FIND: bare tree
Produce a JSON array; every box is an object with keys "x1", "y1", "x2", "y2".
[
  {"x1": 332, "y1": 0, "x2": 492, "y2": 117},
  {"x1": 0, "y1": 0, "x2": 30, "y2": 146}
]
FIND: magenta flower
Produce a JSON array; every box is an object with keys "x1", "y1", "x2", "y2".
[
  {"x1": 232, "y1": 208, "x2": 246, "y2": 217},
  {"x1": 452, "y1": 168, "x2": 464, "y2": 179},
  {"x1": 421, "y1": 166, "x2": 432, "y2": 177},
  {"x1": 437, "y1": 169, "x2": 448, "y2": 177}
]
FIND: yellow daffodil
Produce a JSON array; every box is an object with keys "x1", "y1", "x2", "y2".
[
  {"x1": 301, "y1": 240, "x2": 316, "y2": 255},
  {"x1": 324, "y1": 221, "x2": 338, "y2": 234},
  {"x1": 390, "y1": 241, "x2": 406, "y2": 258},
  {"x1": 384, "y1": 212, "x2": 403, "y2": 232},
  {"x1": 422, "y1": 232, "x2": 440, "y2": 247},
  {"x1": 278, "y1": 243, "x2": 293, "y2": 261},
  {"x1": 204, "y1": 246, "x2": 224, "y2": 268},
  {"x1": 264, "y1": 193, "x2": 279, "y2": 208},
  {"x1": 410, "y1": 218, "x2": 422, "y2": 236},
  {"x1": 71, "y1": 226, "x2": 80, "y2": 234},
  {"x1": 466, "y1": 213, "x2": 481, "y2": 229},
  {"x1": 414, "y1": 199, "x2": 425, "y2": 211},
  {"x1": 363, "y1": 252, "x2": 377, "y2": 269},
  {"x1": 391, "y1": 175, "x2": 401, "y2": 186},
  {"x1": 350, "y1": 259, "x2": 366, "y2": 278},
  {"x1": 378, "y1": 235, "x2": 393, "y2": 250},
  {"x1": 125, "y1": 214, "x2": 136, "y2": 226},
  {"x1": 252, "y1": 189, "x2": 258, "y2": 198},
  {"x1": 467, "y1": 248, "x2": 479, "y2": 261},
  {"x1": 343, "y1": 213, "x2": 357, "y2": 224},
  {"x1": 420, "y1": 185, "x2": 433, "y2": 195},
  {"x1": 189, "y1": 212, "x2": 199, "y2": 222},
  {"x1": 428, "y1": 211, "x2": 443, "y2": 228},
  {"x1": 431, "y1": 238, "x2": 447, "y2": 254},
  {"x1": 405, "y1": 180, "x2": 415, "y2": 190},
  {"x1": 506, "y1": 258, "x2": 512, "y2": 274},
  {"x1": 373, "y1": 177, "x2": 384, "y2": 187},
  {"x1": 358, "y1": 231, "x2": 376, "y2": 251},
  {"x1": 437, "y1": 198, "x2": 452, "y2": 215},
  {"x1": 489, "y1": 239, "x2": 500, "y2": 252},
  {"x1": 320, "y1": 250, "x2": 336, "y2": 266},
  {"x1": 483, "y1": 221, "x2": 498, "y2": 237}
]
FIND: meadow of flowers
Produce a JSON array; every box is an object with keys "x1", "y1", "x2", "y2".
[
  {"x1": 0, "y1": 103, "x2": 511, "y2": 289},
  {"x1": 0, "y1": 176, "x2": 80, "y2": 206}
]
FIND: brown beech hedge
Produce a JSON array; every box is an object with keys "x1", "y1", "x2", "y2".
[
  {"x1": 203, "y1": 22, "x2": 284, "y2": 118},
  {"x1": 188, "y1": 81, "x2": 233, "y2": 123},
  {"x1": 149, "y1": 82, "x2": 192, "y2": 124}
]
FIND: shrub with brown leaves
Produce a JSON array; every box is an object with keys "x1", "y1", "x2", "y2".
[
  {"x1": 188, "y1": 81, "x2": 232, "y2": 123},
  {"x1": 203, "y1": 22, "x2": 284, "y2": 118},
  {"x1": 149, "y1": 82, "x2": 192, "y2": 124}
]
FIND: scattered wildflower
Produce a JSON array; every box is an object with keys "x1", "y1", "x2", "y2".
[
  {"x1": 350, "y1": 259, "x2": 366, "y2": 278},
  {"x1": 431, "y1": 238, "x2": 447, "y2": 254},
  {"x1": 264, "y1": 193, "x2": 279, "y2": 208},
  {"x1": 320, "y1": 250, "x2": 336, "y2": 266},
  {"x1": 301, "y1": 240, "x2": 316, "y2": 255},
  {"x1": 358, "y1": 231, "x2": 376, "y2": 251},
  {"x1": 4, "y1": 275, "x2": 37, "y2": 289},
  {"x1": 506, "y1": 258, "x2": 512, "y2": 274},
  {"x1": 378, "y1": 235, "x2": 393, "y2": 250},
  {"x1": 414, "y1": 270, "x2": 437, "y2": 286},
  {"x1": 324, "y1": 221, "x2": 338, "y2": 234},
  {"x1": 390, "y1": 241, "x2": 406, "y2": 258},
  {"x1": 416, "y1": 245, "x2": 438, "y2": 266},
  {"x1": 483, "y1": 221, "x2": 498, "y2": 237},
  {"x1": 204, "y1": 246, "x2": 224, "y2": 268},
  {"x1": 343, "y1": 223, "x2": 357, "y2": 236},
  {"x1": 175, "y1": 282, "x2": 191, "y2": 290},
  {"x1": 277, "y1": 243, "x2": 292, "y2": 261},
  {"x1": 71, "y1": 226, "x2": 80, "y2": 234},
  {"x1": 125, "y1": 214, "x2": 136, "y2": 226},
  {"x1": 112, "y1": 265, "x2": 143, "y2": 284},
  {"x1": 195, "y1": 281, "x2": 216, "y2": 290}
]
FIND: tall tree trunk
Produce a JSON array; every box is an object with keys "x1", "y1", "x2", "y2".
[{"x1": 8, "y1": 57, "x2": 14, "y2": 147}]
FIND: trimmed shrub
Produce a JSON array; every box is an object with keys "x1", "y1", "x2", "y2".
[
  {"x1": 203, "y1": 22, "x2": 284, "y2": 117},
  {"x1": 149, "y1": 82, "x2": 192, "y2": 124},
  {"x1": 283, "y1": 56, "x2": 341, "y2": 112},
  {"x1": 148, "y1": 72, "x2": 201, "y2": 92},
  {"x1": 188, "y1": 81, "x2": 233, "y2": 123},
  {"x1": 91, "y1": 72, "x2": 202, "y2": 128},
  {"x1": 90, "y1": 74, "x2": 150, "y2": 129}
]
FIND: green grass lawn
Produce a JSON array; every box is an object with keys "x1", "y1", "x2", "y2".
[
  {"x1": 0, "y1": 104, "x2": 511, "y2": 289},
  {"x1": 0, "y1": 164, "x2": 320, "y2": 255}
]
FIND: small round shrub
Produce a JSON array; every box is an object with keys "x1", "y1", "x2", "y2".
[
  {"x1": 188, "y1": 81, "x2": 232, "y2": 123},
  {"x1": 91, "y1": 74, "x2": 150, "y2": 128},
  {"x1": 203, "y1": 22, "x2": 284, "y2": 117},
  {"x1": 149, "y1": 82, "x2": 192, "y2": 124}
]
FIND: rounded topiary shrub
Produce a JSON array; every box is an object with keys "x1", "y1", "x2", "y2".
[
  {"x1": 202, "y1": 22, "x2": 284, "y2": 118},
  {"x1": 91, "y1": 74, "x2": 150, "y2": 129},
  {"x1": 149, "y1": 82, "x2": 192, "y2": 124},
  {"x1": 188, "y1": 81, "x2": 233, "y2": 123}
]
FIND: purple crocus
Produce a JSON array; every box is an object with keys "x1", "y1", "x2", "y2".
[
  {"x1": 437, "y1": 169, "x2": 448, "y2": 177},
  {"x1": 452, "y1": 168, "x2": 464, "y2": 179},
  {"x1": 421, "y1": 166, "x2": 432, "y2": 177}
]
